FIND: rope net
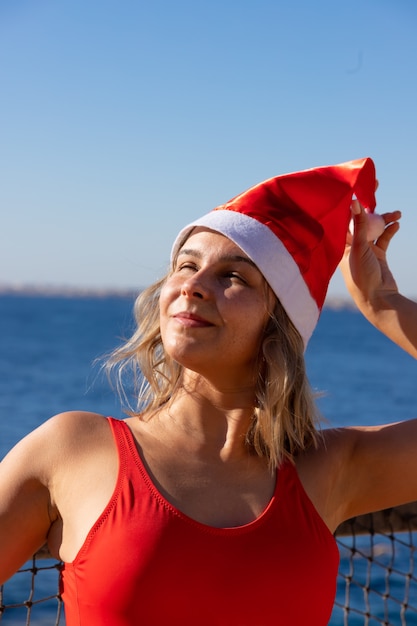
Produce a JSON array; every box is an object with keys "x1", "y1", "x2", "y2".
[
  {"x1": 0, "y1": 553, "x2": 63, "y2": 626},
  {"x1": 332, "y1": 502, "x2": 417, "y2": 625},
  {"x1": 1, "y1": 503, "x2": 417, "y2": 625},
  {"x1": 333, "y1": 530, "x2": 417, "y2": 624}
]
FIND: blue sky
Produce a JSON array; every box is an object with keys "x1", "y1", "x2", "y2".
[{"x1": 1, "y1": 0, "x2": 416, "y2": 297}]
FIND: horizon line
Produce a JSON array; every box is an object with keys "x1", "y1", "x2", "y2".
[{"x1": 0, "y1": 282, "x2": 361, "y2": 309}]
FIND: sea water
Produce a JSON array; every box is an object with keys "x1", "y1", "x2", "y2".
[{"x1": 1, "y1": 294, "x2": 417, "y2": 625}]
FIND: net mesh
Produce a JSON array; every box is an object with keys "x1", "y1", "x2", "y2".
[
  {"x1": 1, "y1": 503, "x2": 417, "y2": 625},
  {"x1": 0, "y1": 553, "x2": 63, "y2": 625},
  {"x1": 332, "y1": 502, "x2": 417, "y2": 625}
]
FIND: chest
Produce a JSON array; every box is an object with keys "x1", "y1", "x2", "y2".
[
  {"x1": 61, "y1": 456, "x2": 339, "y2": 626},
  {"x1": 139, "y1": 446, "x2": 276, "y2": 527}
]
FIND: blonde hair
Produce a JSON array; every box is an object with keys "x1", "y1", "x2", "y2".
[
  {"x1": 106, "y1": 267, "x2": 321, "y2": 470},
  {"x1": 249, "y1": 297, "x2": 321, "y2": 468}
]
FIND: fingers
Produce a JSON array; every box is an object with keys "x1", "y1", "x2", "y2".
[
  {"x1": 373, "y1": 210, "x2": 401, "y2": 252},
  {"x1": 350, "y1": 201, "x2": 369, "y2": 246},
  {"x1": 347, "y1": 201, "x2": 402, "y2": 261},
  {"x1": 374, "y1": 220, "x2": 400, "y2": 252},
  {"x1": 382, "y1": 210, "x2": 402, "y2": 225},
  {"x1": 351, "y1": 203, "x2": 401, "y2": 244},
  {"x1": 344, "y1": 200, "x2": 367, "y2": 251}
]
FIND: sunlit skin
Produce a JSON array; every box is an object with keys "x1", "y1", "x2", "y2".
[
  {"x1": 3, "y1": 203, "x2": 417, "y2": 588},
  {"x1": 159, "y1": 228, "x2": 274, "y2": 393},
  {"x1": 136, "y1": 228, "x2": 279, "y2": 526}
]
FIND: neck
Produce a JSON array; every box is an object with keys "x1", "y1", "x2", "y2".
[{"x1": 155, "y1": 371, "x2": 258, "y2": 460}]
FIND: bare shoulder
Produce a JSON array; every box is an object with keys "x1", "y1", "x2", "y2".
[
  {"x1": 35, "y1": 409, "x2": 111, "y2": 444},
  {"x1": 46, "y1": 412, "x2": 120, "y2": 561},
  {"x1": 295, "y1": 427, "x2": 358, "y2": 532},
  {"x1": 0, "y1": 412, "x2": 117, "y2": 579},
  {"x1": 296, "y1": 427, "x2": 356, "y2": 474},
  {"x1": 39, "y1": 410, "x2": 114, "y2": 455},
  {"x1": 1, "y1": 411, "x2": 111, "y2": 475},
  {"x1": 0, "y1": 411, "x2": 115, "y2": 497},
  {"x1": 297, "y1": 420, "x2": 417, "y2": 531}
]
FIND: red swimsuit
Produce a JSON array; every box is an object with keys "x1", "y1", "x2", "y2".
[{"x1": 61, "y1": 417, "x2": 339, "y2": 625}]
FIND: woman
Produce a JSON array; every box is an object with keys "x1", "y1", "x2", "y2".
[{"x1": 0, "y1": 157, "x2": 416, "y2": 625}]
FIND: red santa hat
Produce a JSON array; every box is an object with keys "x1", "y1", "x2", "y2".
[{"x1": 171, "y1": 157, "x2": 382, "y2": 347}]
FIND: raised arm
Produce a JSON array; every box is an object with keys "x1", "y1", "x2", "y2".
[{"x1": 339, "y1": 201, "x2": 417, "y2": 359}]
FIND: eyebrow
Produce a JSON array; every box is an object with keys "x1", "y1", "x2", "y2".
[{"x1": 178, "y1": 248, "x2": 257, "y2": 268}]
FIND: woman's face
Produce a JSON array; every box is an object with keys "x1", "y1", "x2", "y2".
[{"x1": 159, "y1": 228, "x2": 273, "y2": 387}]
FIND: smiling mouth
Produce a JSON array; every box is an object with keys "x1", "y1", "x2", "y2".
[{"x1": 173, "y1": 312, "x2": 214, "y2": 327}]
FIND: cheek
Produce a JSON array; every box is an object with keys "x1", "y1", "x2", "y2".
[
  {"x1": 246, "y1": 305, "x2": 270, "y2": 347},
  {"x1": 159, "y1": 278, "x2": 177, "y2": 313},
  {"x1": 226, "y1": 299, "x2": 269, "y2": 344},
  {"x1": 159, "y1": 280, "x2": 181, "y2": 343},
  {"x1": 158, "y1": 285, "x2": 172, "y2": 337},
  {"x1": 158, "y1": 286, "x2": 168, "y2": 315}
]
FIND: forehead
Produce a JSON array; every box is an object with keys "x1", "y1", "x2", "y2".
[{"x1": 179, "y1": 227, "x2": 249, "y2": 258}]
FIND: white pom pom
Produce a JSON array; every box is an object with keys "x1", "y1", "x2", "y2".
[
  {"x1": 365, "y1": 211, "x2": 385, "y2": 241},
  {"x1": 349, "y1": 211, "x2": 385, "y2": 242}
]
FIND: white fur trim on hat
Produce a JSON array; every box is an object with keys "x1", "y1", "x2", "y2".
[{"x1": 171, "y1": 209, "x2": 320, "y2": 347}]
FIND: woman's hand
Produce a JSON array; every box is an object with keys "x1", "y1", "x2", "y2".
[
  {"x1": 340, "y1": 201, "x2": 417, "y2": 359},
  {"x1": 340, "y1": 200, "x2": 401, "y2": 308}
]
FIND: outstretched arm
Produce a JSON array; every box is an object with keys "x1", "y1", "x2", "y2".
[{"x1": 339, "y1": 201, "x2": 417, "y2": 359}]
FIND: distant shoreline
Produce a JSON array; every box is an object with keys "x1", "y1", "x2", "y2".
[
  {"x1": 0, "y1": 283, "x2": 359, "y2": 310},
  {"x1": 0, "y1": 284, "x2": 138, "y2": 300}
]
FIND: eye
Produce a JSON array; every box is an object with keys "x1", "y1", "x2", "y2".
[
  {"x1": 223, "y1": 271, "x2": 248, "y2": 285},
  {"x1": 176, "y1": 261, "x2": 198, "y2": 273}
]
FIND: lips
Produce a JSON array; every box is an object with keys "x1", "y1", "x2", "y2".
[{"x1": 173, "y1": 311, "x2": 214, "y2": 328}]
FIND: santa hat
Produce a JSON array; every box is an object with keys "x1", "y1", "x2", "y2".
[{"x1": 171, "y1": 157, "x2": 382, "y2": 348}]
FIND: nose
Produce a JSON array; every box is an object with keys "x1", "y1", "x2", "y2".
[{"x1": 180, "y1": 271, "x2": 209, "y2": 300}]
